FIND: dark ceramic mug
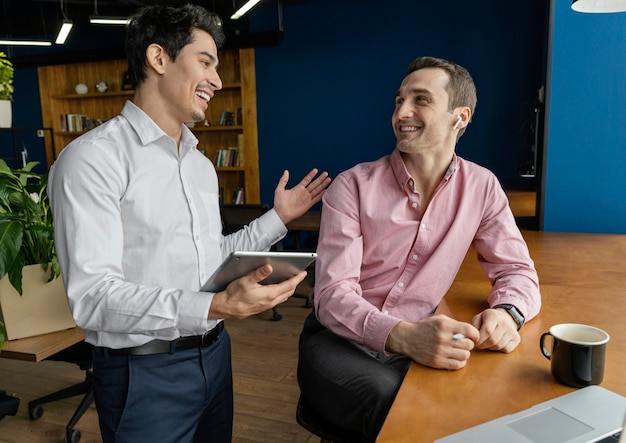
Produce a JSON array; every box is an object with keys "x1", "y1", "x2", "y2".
[{"x1": 540, "y1": 323, "x2": 609, "y2": 388}]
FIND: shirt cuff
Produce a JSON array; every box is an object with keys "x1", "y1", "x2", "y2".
[{"x1": 177, "y1": 289, "x2": 212, "y2": 336}]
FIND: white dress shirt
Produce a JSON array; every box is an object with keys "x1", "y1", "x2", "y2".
[{"x1": 48, "y1": 101, "x2": 287, "y2": 349}]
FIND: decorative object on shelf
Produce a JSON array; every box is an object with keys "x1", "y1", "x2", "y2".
[
  {"x1": 0, "y1": 52, "x2": 14, "y2": 128},
  {"x1": 95, "y1": 80, "x2": 109, "y2": 93},
  {"x1": 0, "y1": 159, "x2": 62, "y2": 349},
  {"x1": 75, "y1": 83, "x2": 88, "y2": 94},
  {"x1": 121, "y1": 70, "x2": 134, "y2": 90}
]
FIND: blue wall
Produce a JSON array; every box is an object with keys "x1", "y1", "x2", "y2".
[
  {"x1": 7, "y1": 0, "x2": 548, "y2": 223},
  {"x1": 543, "y1": 2, "x2": 626, "y2": 233},
  {"x1": 255, "y1": 0, "x2": 546, "y2": 205}
]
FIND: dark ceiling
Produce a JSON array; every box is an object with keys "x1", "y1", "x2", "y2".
[
  {"x1": 2, "y1": 1, "x2": 253, "y2": 35},
  {"x1": 1, "y1": 0, "x2": 295, "y2": 65}
]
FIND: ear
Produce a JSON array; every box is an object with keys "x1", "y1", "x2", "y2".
[
  {"x1": 454, "y1": 107, "x2": 472, "y2": 130},
  {"x1": 145, "y1": 43, "x2": 167, "y2": 76}
]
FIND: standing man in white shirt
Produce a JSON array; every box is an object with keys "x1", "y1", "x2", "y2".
[{"x1": 48, "y1": 4, "x2": 330, "y2": 442}]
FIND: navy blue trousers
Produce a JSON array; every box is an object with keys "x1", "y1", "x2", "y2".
[{"x1": 91, "y1": 330, "x2": 233, "y2": 443}]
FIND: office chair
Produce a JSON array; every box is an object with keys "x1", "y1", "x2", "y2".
[
  {"x1": 296, "y1": 395, "x2": 362, "y2": 443},
  {"x1": 28, "y1": 341, "x2": 94, "y2": 443},
  {"x1": 0, "y1": 391, "x2": 19, "y2": 420},
  {"x1": 220, "y1": 204, "x2": 312, "y2": 320}
]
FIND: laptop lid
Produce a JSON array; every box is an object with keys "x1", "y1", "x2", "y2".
[{"x1": 436, "y1": 386, "x2": 626, "y2": 443}]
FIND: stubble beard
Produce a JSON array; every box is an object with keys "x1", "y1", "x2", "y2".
[
  {"x1": 191, "y1": 110, "x2": 206, "y2": 122},
  {"x1": 396, "y1": 134, "x2": 420, "y2": 153}
]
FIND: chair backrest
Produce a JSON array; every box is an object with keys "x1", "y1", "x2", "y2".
[{"x1": 220, "y1": 204, "x2": 270, "y2": 234}]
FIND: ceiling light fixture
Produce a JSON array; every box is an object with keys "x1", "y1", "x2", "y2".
[
  {"x1": 89, "y1": 17, "x2": 130, "y2": 25},
  {"x1": 55, "y1": 0, "x2": 73, "y2": 45},
  {"x1": 572, "y1": 0, "x2": 626, "y2": 12},
  {"x1": 231, "y1": 0, "x2": 262, "y2": 19},
  {"x1": 55, "y1": 20, "x2": 74, "y2": 45},
  {"x1": 0, "y1": 39, "x2": 52, "y2": 47}
]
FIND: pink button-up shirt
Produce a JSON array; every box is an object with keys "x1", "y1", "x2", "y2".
[{"x1": 314, "y1": 149, "x2": 541, "y2": 354}]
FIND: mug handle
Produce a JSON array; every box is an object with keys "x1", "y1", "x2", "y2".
[{"x1": 540, "y1": 332, "x2": 552, "y2": 360}]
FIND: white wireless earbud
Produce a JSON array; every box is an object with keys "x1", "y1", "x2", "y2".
[{"x1": 452, "y1": 115, "x2": 462, "y2": 130}]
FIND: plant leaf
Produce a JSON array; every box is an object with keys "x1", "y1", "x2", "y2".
[
  {"x1": 8, "y1": 251, "x2": 25, "y2": 295},
  {"x1": 0, "y1": 220, "x2": 23, "y2": 278}
]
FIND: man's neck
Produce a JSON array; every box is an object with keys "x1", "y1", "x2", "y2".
[
  {"x1": 132, "y1": 86, "x2": 183, "y2": 145},
  {"x1": 401, "y1": 150, "x2": 454, "y2": 212}
]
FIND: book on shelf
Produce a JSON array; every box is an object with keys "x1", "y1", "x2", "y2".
[
  {"x1": 213, "y1": 147, "x2": 240, "y2": 167},
  {"x1": 60, "y1": 114, "x2": 106, "y2": 133},
  {"x1": 231, "y1": 187, "x2": 245, "y2": 205},
  {"x1": 219, "y1": 110, "x2": 235, "y2": 126},
  {"x1": 235, "y1": 107, "x2": 243, "y2": 126}
]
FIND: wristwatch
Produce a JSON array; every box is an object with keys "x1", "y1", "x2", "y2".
[{"x1": 493, "y1": 304, "x2": 525, "y2": 330}]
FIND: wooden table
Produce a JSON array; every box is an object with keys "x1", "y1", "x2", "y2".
[
  {"x1": 0, "y1": 327, "x2": 84, "y2": 362},
  {"x1": 286, "y1": 210, "x2": 321, "y2": 232},
  {"x1": 377, "y1": 231, "x2": 626, "y2": 442}
]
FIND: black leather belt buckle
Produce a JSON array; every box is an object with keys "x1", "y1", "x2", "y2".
[{"x1": 201, "y1": 322, "x2": 223, "y2": 347}]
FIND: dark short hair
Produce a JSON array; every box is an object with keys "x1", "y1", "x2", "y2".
[
  {"x1": 407, "y1": 56, "x2": 477, "y2": 115},
  {"x1": 125, "y1": 3, "x2": 225, "y2": 86}
]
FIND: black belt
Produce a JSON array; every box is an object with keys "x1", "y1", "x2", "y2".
[{"x1": 103, "y1": 322, "x2": 224, "y2": 356}]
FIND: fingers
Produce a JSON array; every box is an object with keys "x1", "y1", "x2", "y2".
[
  {"x1": 291, "y1": 168, "x2": 331, "y2": 192},
  {"x1": 275, "y1": 170, "x2": 290, "y2": 192},
  {"x1": 472, "y1": 309, "x2": 520, "y2": 352},
  {"x1": 307, "y1": 171, "x2": 331, "y2": 202},
  {"x1": 476, "y1": 329, "x2": 520, "y2": 352}
]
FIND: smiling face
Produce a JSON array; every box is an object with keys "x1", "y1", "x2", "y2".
[
  {"x1": 160, "y1": 28, "x2": 223, "y2": 124},
  {"x1": 392, "y1": 67, "x2": 459, "y2": 156}
]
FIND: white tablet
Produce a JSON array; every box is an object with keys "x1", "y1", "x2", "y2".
[{"x1": 201, "y1": 251, "x2": 317, "y2": 292}]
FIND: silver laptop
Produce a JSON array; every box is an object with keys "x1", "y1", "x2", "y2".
[{"x1": 436, "y1": 386, "x2": 626, "y2": 443}]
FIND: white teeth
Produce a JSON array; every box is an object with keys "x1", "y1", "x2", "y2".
[
  {"x1": 400, "y1": 126, "x2": 418, "y2": 132},
  {"x1": 195, "y1": 91, "x2": 210, "y2": 102}
]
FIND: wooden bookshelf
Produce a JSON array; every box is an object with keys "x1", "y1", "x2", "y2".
[{"x1": 37, "y1": 48, "x2": 260, "y2": 203}]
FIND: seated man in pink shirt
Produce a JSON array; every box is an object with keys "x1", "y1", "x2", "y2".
[{"x1": 297, "y1": 56, "x2": 541, "y2": 443}]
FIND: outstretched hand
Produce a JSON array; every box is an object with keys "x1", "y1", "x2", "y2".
[{"x1": 273, "y1": 168, "x2": 331, "y2": 224}]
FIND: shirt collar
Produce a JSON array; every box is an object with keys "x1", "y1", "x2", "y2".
[
  {"x1": 390, "y1": 149, "x2": 459, "y2": 192},
  {"x1": 120, "y1": 101, "x2": 198, "y2": 156}
]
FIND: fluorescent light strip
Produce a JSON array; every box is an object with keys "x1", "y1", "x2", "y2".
[
  {"x1": 0, "y1": 39, "x2": 52, "y2": 47},
  {"x1": 572, "y1": 0, "x2": 626, "y2": 12},
  {"x1": 231, "y1": 0, "x2": 262, "y2": 19},
  {"x1": 89, "y1": 17, "x2": 130, "y2": 25},
  {"x1": 55, "y1": 20, "x2": 74, "y2": 45}
]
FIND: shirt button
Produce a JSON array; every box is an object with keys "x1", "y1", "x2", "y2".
[
  {"x1": 421, "y1": 223, "x2": 427, "y2": 230},
  {"x1": 412, "y1": 254, "x2": 418, "y2": 260},
  {"x1": 398, "y1": 282, "x2": 405, "y2": 288},
  {"x1": 383, "y1": 310, "x2": 389, "y2": 315}
]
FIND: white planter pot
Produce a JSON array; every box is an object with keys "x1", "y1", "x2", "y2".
[
  {"x1": 0, "y1": 264, "x2": 75, "y2": 340},
  {"x1": 0, "y1": 99, "x2": 11, "y2": 128}
]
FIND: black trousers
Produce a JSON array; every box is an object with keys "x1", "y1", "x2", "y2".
[{"x1": 297, "y1": 313, "x2": 411, "y2": 443}]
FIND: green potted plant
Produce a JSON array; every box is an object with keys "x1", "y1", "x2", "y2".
[
  {"x1": 0, "y1": 52, "x2": 13, "y2": 128},
  {"x1": 0, "y1": 52, "x2": 13, "y2": 101},
  {"x1": 0, "y1": 159, "x2": 60, "y2": 349}
]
